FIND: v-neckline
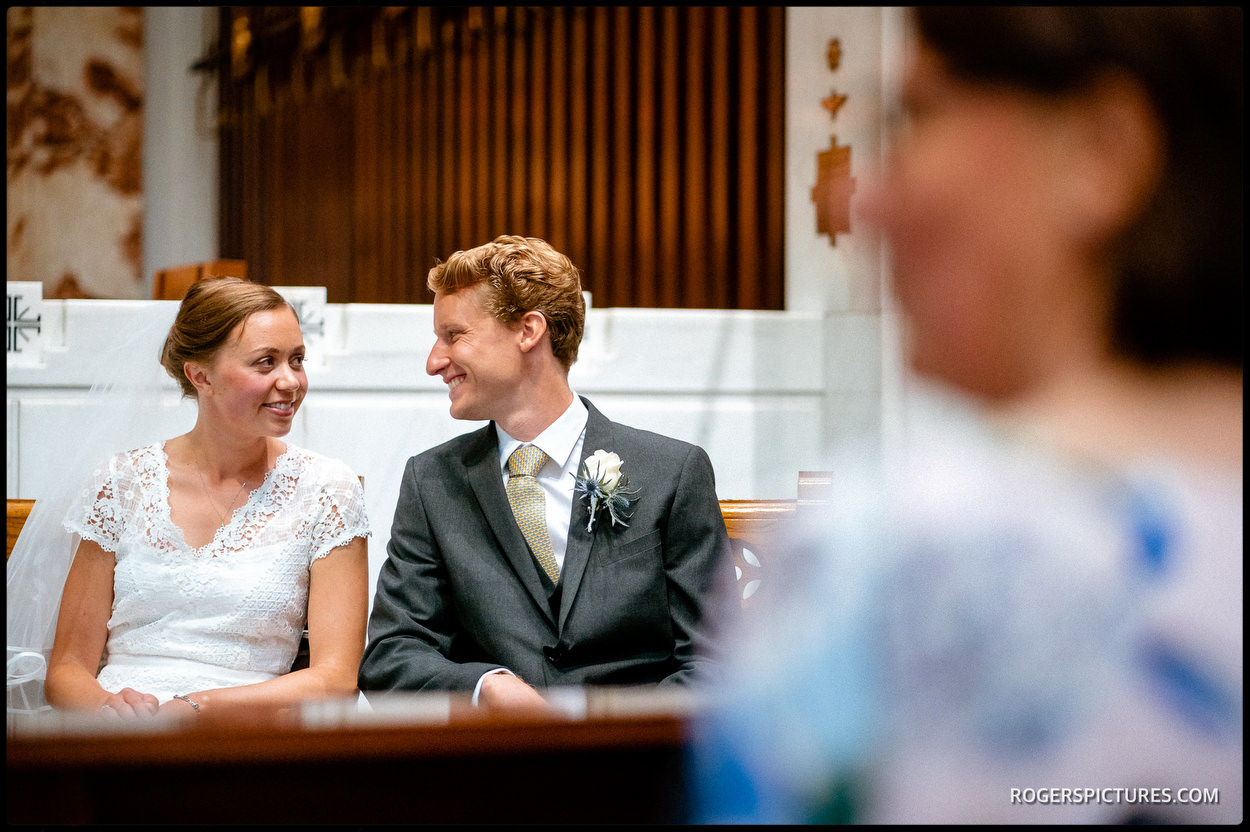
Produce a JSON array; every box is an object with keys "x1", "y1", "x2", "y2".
[{"x1": 159, "y1": 442, "x2": 287, "y2": 555}]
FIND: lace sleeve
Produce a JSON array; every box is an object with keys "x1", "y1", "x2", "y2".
[
  {"x1": 61, "y1": 455, "x2": 125, "y2": 554},
  {"x1": 307, "y1": 459, "x2": 371, "y2": 563}
]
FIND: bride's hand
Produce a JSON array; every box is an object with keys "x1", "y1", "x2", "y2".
[{"x1": 97, "y1": 687, "x2": 159, "y2": 719}]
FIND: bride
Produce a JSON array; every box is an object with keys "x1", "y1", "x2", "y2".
[{"x1": 10, "y1": 277, "x2": 369, "y2": 723}]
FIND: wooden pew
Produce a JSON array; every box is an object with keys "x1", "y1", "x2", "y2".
[
  {"x1": 720, "y1": 470, "x2": 831, "y2": 608},
  {"x1": 7, "y1": 497, "x2": 35, "y2": 560},
  {"x1": 9, "y1": 477, "x2": 828, "y2": 598},
  {"x1": 721, "y1": 498, "x2": 795, "y2": 608},
  {"x1": 10, "y1": 470, "x2": 827, "y2": 669},
  {"x1": 152, "y1": 259, "x2": 247, "y2": 301}
]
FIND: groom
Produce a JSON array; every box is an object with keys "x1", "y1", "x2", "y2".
[{"x1": 358, "y1": 235, "x2": 735, "y2": 710}]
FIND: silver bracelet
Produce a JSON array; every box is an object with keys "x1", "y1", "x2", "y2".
[{"x1": 172, "y1": 693, "x2": 200, "y2": 714}]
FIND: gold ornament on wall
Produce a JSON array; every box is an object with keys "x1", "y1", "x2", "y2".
[
  {"x1": 230, "y1": 13, "x2": 252, "y2": 80},
  {"x1": 300, "y1": 7, "x2": 325, "y2": 53},
  {"x1": 812, "y1": 140, "x2": 856, "y2": 241},
  {"x1": 821, "y1": 92, "x2": 848, "y2": 120},
  {"x1": 811, "y1": 37, "x2": 856, "y2": 247},
  {"x1": 826, "y1": 37, "x2": 842, "y2": 71}
]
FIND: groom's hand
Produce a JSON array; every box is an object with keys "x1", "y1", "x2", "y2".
[{"x1": 479, "y1": 673, "x2": 552, "y2": 712}]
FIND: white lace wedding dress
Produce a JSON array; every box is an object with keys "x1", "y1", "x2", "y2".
[{"x1": 63, "y1": 442, "x2": 370, "y2": 703}]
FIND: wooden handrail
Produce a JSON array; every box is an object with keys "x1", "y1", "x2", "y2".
[{"x1": 9, "y1": 472, "x2": 829, "y2": 608}]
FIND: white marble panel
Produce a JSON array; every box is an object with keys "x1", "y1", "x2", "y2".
[
  {"x1": 294, "y1": 396, "x2": 469, "y2": 601},
  {"x1": 6, "y1": 398, "x2": 18, "y2": 494},
  {"x1": 340, "y1": 303, "x2": 432, "y2": 356},
  {"x1": 274, "y1": 286, "x2": 330, "y2": 368},
  {"x1": 818, "y1": 391, "x2": 886, "y2": 467},
  {"x1": 585, "y1": 394, "x2": 826, "y2": 500},
  {"x1": 575, "y1": 309, "x2": 826, "y2": 394},
  {"x1": 7, "y1": 300, "x2": 181, "y2": 387},
  {"x1": 14, "y1": 393, "x2": 197, "y2": 501},
  {"x1": 823, "y1": 312, "x2": 884, "y2": 395}
]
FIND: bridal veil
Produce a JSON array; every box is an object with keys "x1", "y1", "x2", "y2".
[{"x1": 7, "y1": 301, "x2": 194, "y2": 719}]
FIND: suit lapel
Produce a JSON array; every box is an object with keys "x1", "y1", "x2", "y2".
[
  {"x1": 464, "y1": 426, "x2": 555, "y2": 624},
  {"x1": 557, "y1": 399, "x2": 612, "y2": 631}
]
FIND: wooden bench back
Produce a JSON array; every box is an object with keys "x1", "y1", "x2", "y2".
[
  {"x1": 9, "y1": 472, "x2": 829, "y2": 609},
  {"x1": 721, "y1": 498, "x2": 795, "y2": 608},
  {"x1": 7, "y1": 498, "x2": 35, "y2": 560},
  {"x1": 720, "y1": 471, "x2": 831, "y2": 608},
  {"x1": 152, "y1": 259, "x2": 248, "y2": 301},
  {"x1": 11, "y1": 473, "x2": 825, "y2": 675}
]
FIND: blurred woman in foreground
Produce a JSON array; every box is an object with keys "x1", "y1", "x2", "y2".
[{"x1": 691, "y1": 7, "x2": 1241, "y2": 823}]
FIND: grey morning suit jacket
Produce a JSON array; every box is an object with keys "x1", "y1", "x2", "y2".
[{"x1": 358, "y1": 398, "x2": 734, "y2": 693}]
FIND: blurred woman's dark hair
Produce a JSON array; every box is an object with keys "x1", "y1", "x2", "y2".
[{"x1": 914, "y1": 6, "x2": 1243, "y2": 369}]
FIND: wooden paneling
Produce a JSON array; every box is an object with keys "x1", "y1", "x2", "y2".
[{"x1": 215, "y1": 7, "x2": 785, "y2": 309}]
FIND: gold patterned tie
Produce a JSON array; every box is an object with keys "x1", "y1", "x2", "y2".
[{"x1": 506, "y1": 445, "x2": 560, "y2": 584}]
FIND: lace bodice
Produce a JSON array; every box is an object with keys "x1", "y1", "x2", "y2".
[{"x1": 62, "y1": 442, "x2": 370, "y2": 703}]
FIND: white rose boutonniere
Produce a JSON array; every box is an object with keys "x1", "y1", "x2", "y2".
[{"x1": 574, "y1": 449, "x2": 640, "y2": 532}]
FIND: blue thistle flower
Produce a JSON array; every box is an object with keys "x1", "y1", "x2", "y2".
[{"x1": 574, "y1": 459, "x2": 640, "y2": 532}]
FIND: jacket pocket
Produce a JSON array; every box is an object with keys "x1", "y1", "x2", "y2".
[{"x1": 597, "y1": 528, "x2": 661, "y2": 565}]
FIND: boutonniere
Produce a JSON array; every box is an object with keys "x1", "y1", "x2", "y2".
[{"x1": 574, "y1": 449, "x2": 640, "y2": 532}]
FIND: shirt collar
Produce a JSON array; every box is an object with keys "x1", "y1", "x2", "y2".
[{"x1": 496, "y1": 392, "x2": 588, "y2": 475}]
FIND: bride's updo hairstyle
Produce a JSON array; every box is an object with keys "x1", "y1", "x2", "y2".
[{"x1": 160, "y1": 277, "x2": 297, "y2": 398}]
